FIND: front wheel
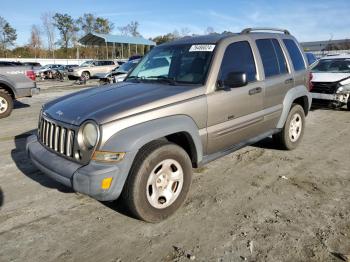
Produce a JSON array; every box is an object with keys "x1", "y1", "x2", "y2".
[
  {"x1": 273, "y1": 104, "x2": 305, "y2": 150},
  {"x1": 81, "y1": 71, "x2": 90, "y2": 80},
  {"x1": 122, "y1": 140, "x2": 193, "y2": 222},
  {"x1": 0, "y1": 90, "x2": 13, "y2": 119}
]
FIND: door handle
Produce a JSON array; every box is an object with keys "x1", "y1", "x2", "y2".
[
  {"x1": 249, "y1": 87, "x2": 262, "y2": 95},
  {"x1": 285, "y1": 78, "x2": 293, "y2": 84}
]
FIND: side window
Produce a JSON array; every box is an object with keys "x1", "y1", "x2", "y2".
[
  {"x1": 218, "y1": 41, "x2": 257, "y2": 83},
  {"x1": 283, "y1": 39, "x2": 306, "y2": 71},
  {"x1": 256, "y1": 39, "x2": 288, "y2": 78}
]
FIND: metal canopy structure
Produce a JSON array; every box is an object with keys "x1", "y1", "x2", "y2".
[{"x1": 78, "y1": 33, "x2": 156, "y2": 59}]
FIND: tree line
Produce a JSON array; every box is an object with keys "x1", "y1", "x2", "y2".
[
  {"x1": 1, "y1": 13, "x2": 222, "y2": 59},
  {"x1": 0, "y1": 13, "x2": 144, "y2": 59}
]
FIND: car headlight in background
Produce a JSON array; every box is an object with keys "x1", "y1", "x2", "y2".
[
  {"x1": 80, "y1": 122, "x2": 99, "y2": 150},
  {"x1": 337, "y1": 84, "x2": 350, "y2": 94}
]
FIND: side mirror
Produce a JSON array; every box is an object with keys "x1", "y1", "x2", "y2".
[{"x1": 218, "y1": 72, "x2": 248, "y2": 89}]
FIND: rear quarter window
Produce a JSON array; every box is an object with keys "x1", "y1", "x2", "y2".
[{"x1": 283, "y1": 39, "x2": 306, "y2": 71}]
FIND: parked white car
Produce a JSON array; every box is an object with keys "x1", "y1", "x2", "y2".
[
  {"x1": 67, "y1": 60, "x2": 117, "y2": 80},
  {"x1": 311, "y1": 54, "x2": 350, "y2": 110}
]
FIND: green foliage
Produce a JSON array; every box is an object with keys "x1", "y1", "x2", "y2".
[
  {"x1": 94, "y1": 17, "x2": 114, "y2": 34},
  {"x1": 77, "y1": 13, "x2": 114, "y2": 35},
  {"x1": 118, "y1": 21, "x2": 141, "y2": 37},
  {"x1": 0, "y1": 16, "x2": 17, "y2": 55},
  {"x1": 151, "y1": 33, "x2": 179, "y2": 45},
  {"x1": 77, "y1": 13, "x2": 95, "y2": 34},
  {"x1": 53, "y1": 13, "x2": 79, "y2": 51}
]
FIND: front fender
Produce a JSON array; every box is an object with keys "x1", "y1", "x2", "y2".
[
  {"x1": 277, "y1": 85, "x2": 312, "y2": 128},
  {"x1": 95, "y1": 115, "x2": 203, "y2": 200},
  {"x1": 101, "y1": 115, "x2": 203, "y2": 163}
]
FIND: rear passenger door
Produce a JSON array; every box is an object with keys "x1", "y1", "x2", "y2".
[
  {"x1": 255, "y1": 38, "x2": 293, "y2": 129},
  {"x1": 206, "y1": 40, "x2": 264, "y2": 154}
]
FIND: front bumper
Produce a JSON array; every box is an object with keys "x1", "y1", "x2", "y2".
[
  {"x1": 311, "y1": 92, "x2": 349, "y2": 104},
  {"x1": 26, "y1": 135, "x2": 133, "y2": 201},
  {"x1": 311, "y1": 92, "x2": 335, "y2": 101}
]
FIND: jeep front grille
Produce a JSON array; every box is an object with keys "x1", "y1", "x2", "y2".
[{"x1": 38, "y1": 117, "x2": 75, "y2": 158}]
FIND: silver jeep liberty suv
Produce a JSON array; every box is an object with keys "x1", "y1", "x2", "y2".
[{"x1": 27, "y1": 28, "x2": 312, "y2": 222}]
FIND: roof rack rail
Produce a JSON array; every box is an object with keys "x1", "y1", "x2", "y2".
[{"x1": 241, "y1": 27, "x2": 290, "y2": 35}]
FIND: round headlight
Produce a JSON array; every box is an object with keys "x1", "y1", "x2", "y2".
[{"x1": 82, "y1": 122, "x2": 98, "y2": 149}]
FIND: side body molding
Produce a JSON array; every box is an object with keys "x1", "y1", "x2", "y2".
[
  {"x1": 101, "y1": 115, "x2": 204, "y2": 164},
  {"x1": 276, "y1": 85, "x2": 312, "y2": 128}
]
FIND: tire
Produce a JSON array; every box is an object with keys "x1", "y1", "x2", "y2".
[
  {"x1": 347, "y1": 99, "x2": 350, "y2": 111},
  {"x1": 81, "y1": 71, "x2": 90, "y2": 80},
  {"x1": 273, "y1": 104, "x2": 305, "y2": 150},
  {"x1": 122, "y1": 140, "x2": 193, "y2": 223},
  {"x1": 0, "y1": 89, "x2": 13, "y2": 119}
]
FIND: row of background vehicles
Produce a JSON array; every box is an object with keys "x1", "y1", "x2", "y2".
[{"x1": 0, "y1": 56, "x2": 142, "y2": 118}]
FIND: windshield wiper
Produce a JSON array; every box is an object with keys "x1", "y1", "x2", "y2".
[{"x1": 144, "y1": 76, "x2": 178, "y2": 85}]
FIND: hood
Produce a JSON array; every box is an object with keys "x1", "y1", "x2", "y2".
[
  {"x1": 43, "y1": 82, "x2": 203, "y2": 126},
  {"x1": 312, "y1": 72, "x2": 350, "y2": 83}
]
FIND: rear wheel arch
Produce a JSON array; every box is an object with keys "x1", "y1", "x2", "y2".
[
  {"x1": 0, "y1": 82, "x2": 15, "y2": 99},
  {"x1": 277, "y1": 85, "x2": 311, "y2": 128},
  {"x1": 293, "y1": 96, "x2": 309, "y2": 116}
]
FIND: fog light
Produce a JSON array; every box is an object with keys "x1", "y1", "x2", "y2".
[
  {"x1": 92, "y1": 151, "x2": 125, "y2": 162},
  {"x1": 101, "y1": 177, "x2": 113, "y2": 190}
]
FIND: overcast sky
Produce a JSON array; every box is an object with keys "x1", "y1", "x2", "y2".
[{"x1": 2, "y1": 0, "x2": 350, "y2": 46}]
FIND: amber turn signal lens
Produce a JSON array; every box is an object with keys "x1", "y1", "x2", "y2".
[{"x1": 101, "y1": 177, "x2": 113, "y2": 189}]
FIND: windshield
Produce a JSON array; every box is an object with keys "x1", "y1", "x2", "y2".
[
  {"x1": 312, "y1": 59, "x2": 350, "y2": 73},
  {"x1": 117, "y1": 60, "x2": 139, "y2": 73},
  {"x1": 80, "y1": 61, "x2": 94, "y2": 67},
  {"x1": 126, "y1": 44, "x2": 215, "y2": 85}
]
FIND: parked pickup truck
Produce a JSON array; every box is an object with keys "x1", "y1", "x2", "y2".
[
  {"x1": 27, "y1": 28, "x2": 311, "y2": 222},
  {"x1": 0, "y1": 66, "x2": 39, "y2": 118}
]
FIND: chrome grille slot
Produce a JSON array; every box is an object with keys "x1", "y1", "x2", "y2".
[
  {"x1": 38, "y1": 117, "x2": 76, "y2": 159},
  {"x1": 60, "y1": 127, "x2": 66, "y2": 154}
]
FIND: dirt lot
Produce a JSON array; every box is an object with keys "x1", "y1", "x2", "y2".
[{"x1": 0, "y1": 81, "x2": 349, "y2": 262}]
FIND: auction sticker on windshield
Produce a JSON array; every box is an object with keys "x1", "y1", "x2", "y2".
[{"x1": 189, "y1": 45, "x2": 216, "y2": 52}]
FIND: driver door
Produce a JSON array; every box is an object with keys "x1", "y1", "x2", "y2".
[{"x1": 206, "y1": 40, "x2": 264, "y2": 154}]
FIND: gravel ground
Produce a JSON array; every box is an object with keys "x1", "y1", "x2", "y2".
[{"x1": 0, "y1": 82, "x2": 349, "y2": 262}]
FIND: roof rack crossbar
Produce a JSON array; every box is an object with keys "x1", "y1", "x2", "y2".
[{"x1": 241, "y1": 27, "x2": 290, "y2": 35}]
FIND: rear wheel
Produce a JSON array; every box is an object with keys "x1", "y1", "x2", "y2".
[
  {"x1": 273, "y1": 104, "x2": 305, "y2": 150},
  {"x1": 122, "y1": 140, "x2": 193, "y2": 222},
  {"x1": 0, "y1": 89, "x2": 13, "y2": 119}
]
